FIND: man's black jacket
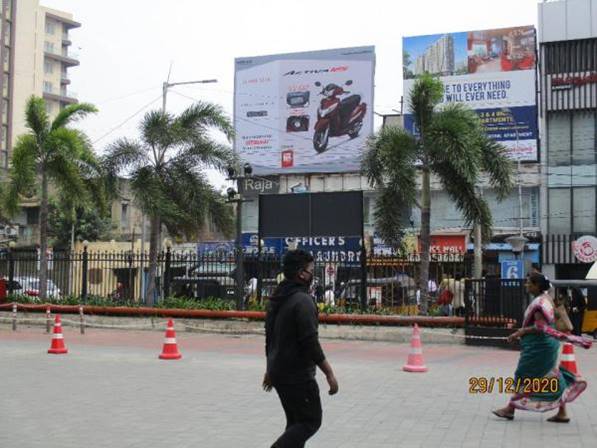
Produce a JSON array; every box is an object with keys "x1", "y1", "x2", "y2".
[{"x1": 265, "y1": 280, "x2": 325, "y2": 385}]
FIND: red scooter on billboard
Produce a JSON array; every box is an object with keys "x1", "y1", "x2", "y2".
[{"x1": 312, "y1": 80, "x2": 367, "y2": 153}]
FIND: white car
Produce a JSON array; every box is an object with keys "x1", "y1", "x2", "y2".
[{"x1": 13, "y1": 276, "x2": 62, "y2": 299}]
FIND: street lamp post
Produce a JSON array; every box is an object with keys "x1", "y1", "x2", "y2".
[{"x1": 226, "y1": 163, "x2": 254, "y2": 310}]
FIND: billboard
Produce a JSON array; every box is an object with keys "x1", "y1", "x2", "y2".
[
  {"x1": 403, "y1": 26, "x2": 537, "y2": 161},
  {"x1": 234, "y1": 46, "x2": 375, "y2": 174}
]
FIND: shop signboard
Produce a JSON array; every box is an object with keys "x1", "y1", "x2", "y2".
[
  {"x1": 234, "y1": 46, "x2": 375, "y2": 174},
  {"x1": 239, "y1": 176, "x2": 279, "y2": 197},
  {"x1": 403, "y1": 26, "x2": 538, "y2": 161},
  {"x1": 242, "y1": 233, "x2": 362, "y2": 264},
  {"x1": 501, "y1": 260, "x2": 524, "y2": 279}
]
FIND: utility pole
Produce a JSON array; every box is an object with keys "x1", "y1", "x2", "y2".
[{"x1": 162, "y1": 78, "x2": 217, "y2": 113}]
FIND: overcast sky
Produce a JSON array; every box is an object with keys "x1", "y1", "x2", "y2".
[{"x1": 40, "y1": 0, "x2": 539, "y2": 187}]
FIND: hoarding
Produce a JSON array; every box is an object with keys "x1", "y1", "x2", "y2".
[
  {"x1": 234, "y1": 47, "x2": 375, "y2": 174},
  {"x1": 403, "y1": 26, "x2": 537, "y2": 161}
]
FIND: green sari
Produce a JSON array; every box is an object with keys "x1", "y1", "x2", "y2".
[{"x1": 510, "y1": 294, "x2": 587, "y2": 412}]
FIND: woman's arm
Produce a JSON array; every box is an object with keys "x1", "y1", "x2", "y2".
[{"x1": 508, "y1": 311, "x2": 546, "y2": 342}]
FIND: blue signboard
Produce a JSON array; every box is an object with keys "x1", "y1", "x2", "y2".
[{"x1": 501, "y1": 260, "x2": 524, "y2": 279}]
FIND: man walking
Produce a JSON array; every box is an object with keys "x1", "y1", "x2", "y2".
[{"x1": 263, "y1": 249, "x2": 338, "y2": 448}]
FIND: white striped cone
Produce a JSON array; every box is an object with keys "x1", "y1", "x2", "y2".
[
  {"x1": 403, "y1": 323, "x2": 427, "y2": 372},
  {"x1": 560, "y1": 342, "x2": 578, "y2": 375},
  {"x1": 48, "y1": 314, "x2": 68, "y2": 354},
  {"x1": 159, "y1": 319, "x2": 182, "y2": 360}
]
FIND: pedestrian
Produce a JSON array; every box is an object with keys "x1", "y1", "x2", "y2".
[
  {"x1": 263, "y1": 250, "x2": 339, "y2": 447},
  {"x1": 492, "y1": 272, "x2": 591, "y2": 423},
  {"x1": 569, "y1": 288, "x2": 587, "y2": 336}
]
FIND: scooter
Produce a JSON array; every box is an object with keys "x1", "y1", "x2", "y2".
[{"x1": 312, "y1": 80, "x2": 367, "y2": 153}]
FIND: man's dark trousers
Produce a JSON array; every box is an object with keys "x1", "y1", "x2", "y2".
[{"x1": 272, "y1": 380, "x2": 322, "y2": 448}]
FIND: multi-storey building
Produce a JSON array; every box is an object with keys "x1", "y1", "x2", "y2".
[
  {"x1": 413, "y1": 34, "x2": 455, "y2": 76},
  {"x1": 2, "y1": 0, "x2": 80, "y2": 245},
  {"x1": 539, "y1": 0, "x2": 597, "y2": 280}
]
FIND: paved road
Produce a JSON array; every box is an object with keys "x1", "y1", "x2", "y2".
[{"x1": 1, "y1": 325, "x2": 596, "y2": 448}]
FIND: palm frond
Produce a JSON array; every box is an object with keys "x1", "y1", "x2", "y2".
[
  {"x1": 172, "y1": 137, "x2": 236, "y2": 172},
  {"x1": 46, "y1": 153, "x2": 88, "y2": 202},
  {"x1": 51, "y1": 102, "x2": 98, "y2": 131},
  {"x1": 3, "y1": 135, "x2": 38, "y2": 215},
  {"x1": 139, "y1": 110, "x2": 173, "y2": 154},
  {"x1": 408, "y1": 73, "x2": 444, "y2": 133},
  {"x1": 24, "y1": 96, "x2": 50, "y2": 140},
  {"x1": 427, "y1": 104, "x2": 483, "y2": 185},
  {"x1": 103, "y1": 138, "x2": 148, "y2": 173},
  {"x1": 362, "y1": 125, "x2": 418, "y2": 197},
  {"x1": 373, "y1": 185, "x2": 412, "y2": 249},
  {"x1": 433, "y1": 160, "x2": 493, "y2": 237},
  {"x1": 174, "y1": 102, "x2": 234, "y2": 142},
  {"x1": 479, "y1": 136, "x2": 514, "y2": 200}
]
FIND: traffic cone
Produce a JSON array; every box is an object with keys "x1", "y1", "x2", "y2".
[
  {"x1": 403, "y1": 324, "x2": 427, "y2": 372},
  {"x1": 560, "y1": 342, "x2": 579, "y2": 375},
  {"x1": 48, "y1": 314, "x2": 68, "y2": 355},
  {"x1": 159, "y1": 319, "x2": 182, "y2": 360}
]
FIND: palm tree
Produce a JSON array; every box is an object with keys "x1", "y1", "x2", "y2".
[
  {"x1": 362, "y1": 74, "x2": 514, "y2": 312},
  {"x1": 4, "y1": 96, "x2": 99, "y2": 300},
  {"x1": 103, "y1": 102, "x2": 235, "y2": 304}
]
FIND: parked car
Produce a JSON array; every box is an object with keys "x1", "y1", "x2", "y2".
[{"x1": 12, "y1": 276, "x2": 62, "y2": 299}]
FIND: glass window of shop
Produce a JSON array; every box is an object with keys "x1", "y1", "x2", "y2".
[
  {"x1": 573, "y1": 187, "x2": 596, "y2": 234},
  {"x1": 548, "y1": 112, "x2": 571, "y2": 167},
  {"x1": 548, "y1": 188, "x2": 571, "y2": 234},
  {"x1": 572, "y1": 112, "x2": 596, "y2": 165},
  {"x1": 548, "y1": 111, "x2": 596, "y2": 167}
]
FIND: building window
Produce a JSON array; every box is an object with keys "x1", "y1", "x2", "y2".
[
  {"x1": 45, "y1": 20, "x2": 55, "y2": 35},
  {"x1": 43, "y1": 59, "x2": 53, "y2": 74},
  {"x1": 3, "y1": 51, "x2": 8, "y2": 72},
  {"x1": 573, "y1": 187, "x2": 596, "y2": 234},
  {"x1": 2, "y1": 74, "x2": 8, "y2": 97},
  {"x1": 43, "y1": 81, "x2": 53, "y2": 94},
  {"x1": 121, "y1": 203, "x2": 129, "y2": 228},
  {"x1": 572, "y1": 111, "x2": 596, "y2": 165},
  {"x1": 548, "y1": 188, "x2": 571, "y2": 234},
  {"x1": 45, "y1": 102, "x2": 53, "y2": 114},
  {"x1": 4, "y1": 22, "x2": 10, "y2": 46},
  {"x1": 44, "y1": 41, "x2": 54, "y2": 53},
  {"x1": 26, "y1": 207, "x2": 40, "y2": 225},
  {"x1": 547, "y1": 112, "x2": 570, "y2": 167}
]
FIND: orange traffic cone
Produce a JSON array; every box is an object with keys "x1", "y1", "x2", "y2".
[
  {"x1": 403, "y1": 323, "x2": 427, "y2": 372},
  {"x1": 48, "y1": 314, "x2": 68, "y2": 354},
  {"x1": 159, "y1": 319, "x2": 182, "y2": 360},
  {"x1": 560, "y1": 342, "x2": 579, "y2": 375}
]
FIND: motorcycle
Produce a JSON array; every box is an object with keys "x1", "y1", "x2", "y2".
[{"x1": 312, "y1": 80, "x2": 367, "y2": 153}]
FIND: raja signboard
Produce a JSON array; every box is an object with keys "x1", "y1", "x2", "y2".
[
  {"x1": 234, "y1": 47, "x2": 375, "y2": 174},
  {"x1": 403, "y1": 26, "x2": 537, "y2": 161}
]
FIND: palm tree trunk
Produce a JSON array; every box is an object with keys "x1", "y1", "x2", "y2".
[
  {"x1": 39, "y1": 172, "x2": 49, "y2": 301},
  {"x1": 145, "y1": 215, "x2": 160, "y2": 305},
  {"x1": 419, "y1": 167, "x2": 431, "y2": 314}
]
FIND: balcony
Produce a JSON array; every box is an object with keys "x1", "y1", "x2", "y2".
[
  {"x1": 42, "y1": 86, "x2": 78, "y2": 104},
  {"x1": 44, "y1": 48, "x2": 79, "y2": 67},
  {"x1": 62, "y1": 32, "x2": 72, "y2": 45},
  {"x1": 60, "y1": 72, "x2": 71, "y2": 85}
]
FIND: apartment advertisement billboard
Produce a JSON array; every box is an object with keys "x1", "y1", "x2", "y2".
[
  {"x1": 234, "y1": 46, "x2": 375, "y2": 174},
  {"x1": 403, "y1": 26, "x2": 537, "y2": 161}
]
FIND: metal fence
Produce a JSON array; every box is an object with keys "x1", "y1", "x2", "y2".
[{"x1": 0, "y1": 248, "x2": 478, "y2": 312}]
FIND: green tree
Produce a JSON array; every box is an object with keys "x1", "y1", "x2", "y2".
[
  {"x1": 48, "y1": 197, "x2": 113, "y2": 248},
  {"x1": 362, "y1": 74, "x2": 514, "y2": 312},
  {"x1": 403, "y1": 50, "x2": 413, "y2": 79},
  {"x1": 4, "y1": 96, "x2": 99, "y2": 299},
  {"x1": 103, "y1": 102, "x2": 235, "y2": 304}
]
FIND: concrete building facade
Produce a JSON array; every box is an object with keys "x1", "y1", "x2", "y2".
[
  {"x1": 538, "y1": 0, "x2": 597, "y2": 280},
  {"x1": 1, "y1": 0, "x2": 80, "y2": 246}
]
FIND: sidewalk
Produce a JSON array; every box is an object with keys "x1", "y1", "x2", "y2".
[{"x1": 1, "y1": 326, "x2": 596, "y2": 448}]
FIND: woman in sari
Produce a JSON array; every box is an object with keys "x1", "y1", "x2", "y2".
[{"x1": 493, "y1": 272, "x2": 592, "y2": 423}]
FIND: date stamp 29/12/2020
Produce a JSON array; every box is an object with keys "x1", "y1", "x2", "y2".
[{"x1": 469, "y1": 377, "x2": 560, "y2": 394}]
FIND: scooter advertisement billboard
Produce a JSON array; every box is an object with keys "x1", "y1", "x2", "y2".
[
  {"x1": 234, "y1": 46, "x2": 375, "y2": 174},
  {"x1": 402, "y1": 26, "x2": 537, "y2": 161}
]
